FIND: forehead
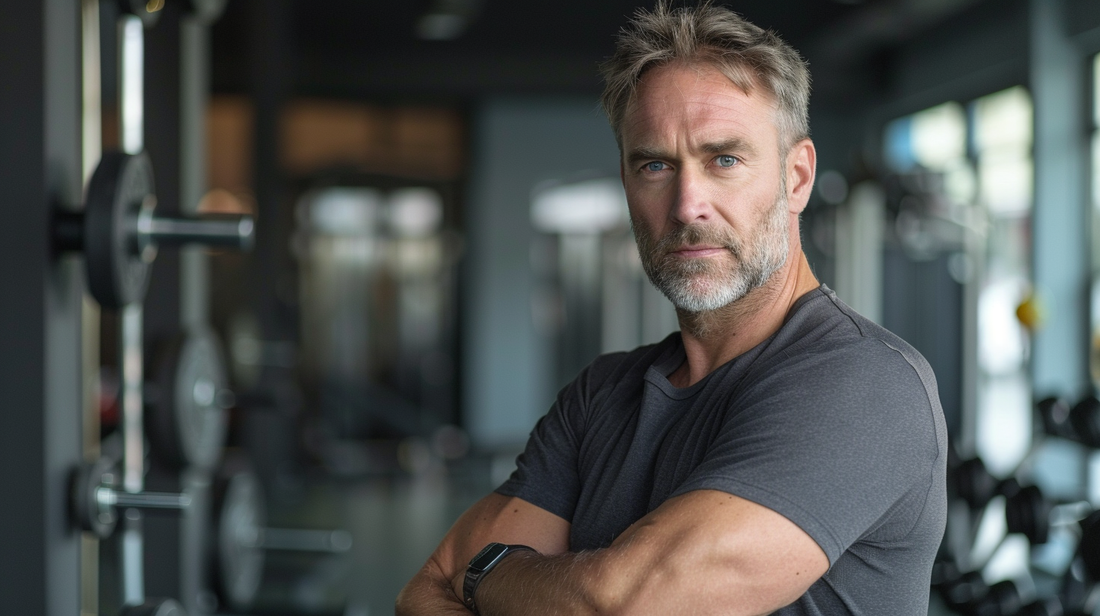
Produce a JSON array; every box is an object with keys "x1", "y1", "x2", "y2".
[{"x1": 621, "y1": 62, "x2": 780, "y2": 150}]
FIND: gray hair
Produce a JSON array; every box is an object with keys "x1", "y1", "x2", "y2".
[{"x1": 600, "y1": 1, "x2": 811, "y2": 153}]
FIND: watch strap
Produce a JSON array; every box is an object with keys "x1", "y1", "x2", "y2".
[{"x1": 463, "y1": 543, "x2": 535, "y2": 615}]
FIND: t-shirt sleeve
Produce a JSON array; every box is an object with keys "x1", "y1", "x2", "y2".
[
  {"x1": 671, "y1": 341, "x2": 942, "y2": 565},
  {"x1": 494, "y1": 369, "x2": 588, "y2": 521}
]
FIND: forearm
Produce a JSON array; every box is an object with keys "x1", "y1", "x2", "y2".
[
  {"x1": 473, "y1": 549, "x2": 608, "y2": 616},
  {"x1": 396, "y1": 561, "x2": 472, "y2": 616}
]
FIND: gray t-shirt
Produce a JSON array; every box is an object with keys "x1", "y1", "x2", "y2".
[{"x1": 497, "y1": 285, "x2": 947, "y2": 615}]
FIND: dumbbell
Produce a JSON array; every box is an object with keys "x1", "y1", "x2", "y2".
[
  {"x1": 1037, "y1": 397, "x2": 1074, "y2": 440},
  {"x1": 1034, "y1": 396, "x2": 1100, "y2": 449},
  {"x1": 1066, "y1": 397, "x2": 1100, "y2": 448},
  {"x1": 1004, "y1": 483, "x2": 1093, "y2": 546},
  {"x1": 954, "y1": 457, "x2": 1020, "y2": 511},
  {"x1": 933, "y1": 559, "x2": 988, "y2": 613},
  {"x1": 210, "y1": 469, "x2": 353, "y2": 610},
  {"x1": 1078, "y1": 510, "x2": 1100, "y2": 582},
  {"x1": 71, "y1": 456, "x2": 192, "y2": 539},
  {"x1": 54, "y1": 151, "x2": 254, "y2": 309}
]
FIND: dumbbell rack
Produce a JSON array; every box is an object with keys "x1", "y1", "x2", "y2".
[{"x1": 936, "y1": 396, "x2": 1100, "y2": 615}]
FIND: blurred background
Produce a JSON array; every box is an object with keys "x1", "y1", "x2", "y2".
[{"x1": 7, "y1": 0, "x2": 1100, "y2": 614}]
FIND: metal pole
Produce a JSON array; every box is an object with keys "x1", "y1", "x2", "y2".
[{"x1": 118, "y1": 12, "x2": 146, "y2": 606}]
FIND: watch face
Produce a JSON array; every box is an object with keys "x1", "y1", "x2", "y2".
[{"x1": 470, "y1": 543, "x2": 510, "y2": 572}]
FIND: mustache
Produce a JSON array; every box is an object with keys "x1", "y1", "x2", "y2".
[{"x1": 652, "y1": 224, "x2": 743, "y2": 258}]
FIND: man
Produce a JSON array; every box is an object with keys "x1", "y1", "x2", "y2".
[{"x1": 397, "y1": 2, "x2": 947, "y2": 614}]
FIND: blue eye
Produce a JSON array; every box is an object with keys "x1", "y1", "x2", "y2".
[
  {"x1": 644, "y1": 161, "x2": 666, "y2": 172},
  {"x1": 716, "y1": 155, "x2": 738, "y2": 168}
]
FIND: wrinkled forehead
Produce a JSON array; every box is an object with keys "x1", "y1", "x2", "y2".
[
  {"x1": 622, "y1": 60, "x2": 781, "y2": 133},
  {"x1": 623, "y1": 61, "x2": 780, "y2": 130}
]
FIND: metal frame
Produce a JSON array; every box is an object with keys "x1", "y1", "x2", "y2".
[{"x1": 0, "y1": 1, "x2": 84, "y2": 613}]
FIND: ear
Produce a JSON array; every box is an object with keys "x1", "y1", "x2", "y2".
[{"x1": 785, "y1": 139, "x2": 816, "y2": 215}]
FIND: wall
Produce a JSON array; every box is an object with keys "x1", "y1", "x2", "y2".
[{"x1": 463, "y1": 98, "x2": 621, "y2": 448}]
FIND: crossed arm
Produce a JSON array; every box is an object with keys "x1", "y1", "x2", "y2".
[{"x1": 395, "y1": 488, "x2": 829, "y2": 616}]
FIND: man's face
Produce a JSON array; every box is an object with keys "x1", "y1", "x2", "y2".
[{"x1": 619, "y1": 62, "x2": 794, "y2": 313}]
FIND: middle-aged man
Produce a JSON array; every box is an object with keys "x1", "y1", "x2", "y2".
[{"x1": 397, "y1": 2, "x2": 948, "y2": 614}]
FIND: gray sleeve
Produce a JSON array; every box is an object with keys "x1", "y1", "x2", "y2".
[
  {"x1": 494, "y1": 372, "x2": 586, "y2": 521},
  {"x1": 671, "y1": 342, "x2": 942, "y2": 565}
]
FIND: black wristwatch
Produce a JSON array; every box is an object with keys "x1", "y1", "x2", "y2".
[{"x1": 462, "y1": 542, "x2": 535, "y2": 615}]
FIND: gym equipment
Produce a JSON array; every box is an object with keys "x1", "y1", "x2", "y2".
[
  {"x1": 211, "y1": 469, "x2": 353, "y2": 610},
  {"x1": 1019, "y1": 598, "x2": 1064, "y2": 616},
  {"x1": 1078, "y1": 511, "x2": 1100, "y2": 582},
  {"x1": 146, "y1": 329, "x2": 232, "y2": 471},
  {"x1": 55, "y1": 151, "x2": 254, "y2": 309},
  {"x1": 213, "y1": 468, "x2": 264, "y2": 609},
  {"x1": 1034, "y1": 395, "x2": 1100, "y2": 449},
  {"x1": 972, "y1": 579, "x2": 1023, "y2": 616},
  {"x1": 1037, "y1": 397, "x2": 1074, "y2": 440},
  {"x1": 1068, "y1": 397, "x2": 1100, "y2": 448},
  {"x1": 937, "y1": 566, "x2": 988, "y2": 612},
  {"x1": 71, "y1": 457, "x2": 192, "y2": 539},
  {"x1": 955, "y1": 456, "x2": 1021, "y2": 511},
  {"x1": 119, "y1": 598, "x2": 188, "y2": 616},
  {"x1": 73, "y1": 458, "x2": 352, "y2": 610}
]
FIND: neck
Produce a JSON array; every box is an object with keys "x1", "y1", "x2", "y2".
[{"x1": 668, "y1": 249, "x2": 820, "y2": 388}]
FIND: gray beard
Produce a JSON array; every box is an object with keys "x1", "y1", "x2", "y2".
[{"x1": 633, "y1": 192, "x2": 791, "y2": 313}]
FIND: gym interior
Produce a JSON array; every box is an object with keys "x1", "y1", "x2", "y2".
[{"x1": 4, "y1": 0, "x2": 1100, "y2": 614}]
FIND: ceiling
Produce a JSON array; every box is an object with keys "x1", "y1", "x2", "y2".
[{"x1": 210, "y1": 0, "x2": 992, "y2": 107}]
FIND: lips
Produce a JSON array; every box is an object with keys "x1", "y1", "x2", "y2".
[{"x1": 670, "y1": 245, "x2": 727, "y2": 258}]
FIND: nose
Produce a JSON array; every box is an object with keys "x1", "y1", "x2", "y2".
[{"x1": 670, "y1": 167, "x2": 713, "y2": 225}]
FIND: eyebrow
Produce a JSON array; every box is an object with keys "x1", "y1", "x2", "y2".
[
  {"x1": 624, "y1": 138, "x2": 759, "y2": 166},
  {"x1": 700, "y1": 138, "x2": 758, "y2": 158}
]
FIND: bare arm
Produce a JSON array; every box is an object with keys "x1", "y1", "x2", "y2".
[
  {"x1": 465, "y1": 489, "x2": 828, "y2": 616},
  {"x1": 395, "y1": 492, "x2": 570, "y2": 615}
]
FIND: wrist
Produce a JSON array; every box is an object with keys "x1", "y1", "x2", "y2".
[{"x1": 463, "y1": 543, "x2": 536, "y2": 615}]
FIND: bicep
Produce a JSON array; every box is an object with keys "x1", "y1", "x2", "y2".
[
  {"x1": 431, "y1": 492, "x2": 571, "y2": 580},
  {"x1": 603, "y1": 490, "x2": 827, "y2": 615}
]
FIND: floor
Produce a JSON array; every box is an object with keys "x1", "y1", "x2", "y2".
[{"x1": 245, "y1": 452, "x2": 505, "y2": 616}]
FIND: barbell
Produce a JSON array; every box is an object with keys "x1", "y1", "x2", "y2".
[
  {"x1": 72, "y1": 458, "x2": 352, "y2": 610},
  {"x1": 55, "y1": 151, "x2": 254, "y2": 310}
]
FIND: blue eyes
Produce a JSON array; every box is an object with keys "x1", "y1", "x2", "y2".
[{"x1": 640, "y1": 156, "x2": 738, "y2": 172}]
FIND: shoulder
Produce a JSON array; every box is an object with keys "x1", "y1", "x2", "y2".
[
  {"x1": 743, "y1": 286, "x2": 946, "y2": 453},
  {"x1": 774, "y1": 286, "x2": 939, "y2": 396}
]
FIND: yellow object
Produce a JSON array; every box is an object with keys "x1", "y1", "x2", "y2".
[{"x1": 1016, "y1": 293, "x2": 1044, "y2": 331}]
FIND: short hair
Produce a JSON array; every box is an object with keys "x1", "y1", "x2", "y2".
[{"x1": 600, "y1": 1, "x2": 811, "y2": 153}]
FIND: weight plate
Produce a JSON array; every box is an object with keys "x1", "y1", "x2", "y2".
[
  {"x1": 1071, "y1": 396, "x2": 1100, "y2": 447},
  {"x1": 213, "y1": 469, "x2": 266, "y2": 610},
  {"x1": 1006, "y1": 485, "x2": 1051, "y2": 545},
  {"x1": 70, "y1": 457, "x2": 119, "y2": 539},
  {"x1": 120, "y1": 598, "x2": 187, "y2": 616},
  {"x1": 1081, "y1": 510, "x2": 1100, "y2": 581},
  {"x1": 148, "y1": 330, "x2": 230, "y2": 471},
  {"x1": 84, "y1": 151, "x2": 156, "y2": 309}
]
